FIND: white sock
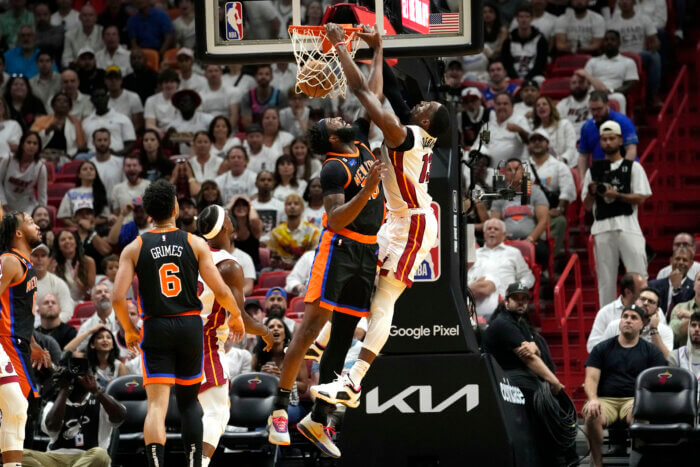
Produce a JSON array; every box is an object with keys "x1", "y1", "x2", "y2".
[
  {"x1": 5, "y1": 463, "x2": 21, "y2": 467},
  {"x1": 202, "y1": 456, "x2": 211, "y2": 467},
  {"x1": 315, "y1": 321, "x2": 332, "y2": 348},
  {"x1": 348, "y1": 359, "x2": 370, "y2": 387}
]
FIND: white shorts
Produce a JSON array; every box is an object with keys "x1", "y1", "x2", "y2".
[
  {"x1": 200, "y1": 347, "x2": 230, "y2": 393},
  {"x1": 377, "y1": 209, "x2": 438, "y2": 287},
  {"x1": 0, "y1": 341, "x2": 20, "y2": 387}
]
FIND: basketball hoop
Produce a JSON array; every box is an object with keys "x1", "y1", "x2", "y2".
[{"x1": 288, "y1": 25, "x2": 362, "y2": 99}]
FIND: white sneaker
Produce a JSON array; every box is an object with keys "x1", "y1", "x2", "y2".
[
  {"x1": 267, "y1": 409, "x2": 290, "y2": 445},
  {"x1": 297, "y1": 413, "x2": 341, "y2": 458},
  {"x1": 304, "y1": 341, "x2": 324, "y2": 363},
  {"x1": 310, "y1": 373, "x2": 361, "y2": 409}
]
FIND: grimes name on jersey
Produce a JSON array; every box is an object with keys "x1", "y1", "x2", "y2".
[{"x1": 150, "y1": 245, "x2": 184, "y2": 259}]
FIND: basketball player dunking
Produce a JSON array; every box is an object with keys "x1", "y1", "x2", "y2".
[
  {"x1": 196, "y1": 205, "x2": 273, "y2": 467},
  {"x1": 0, "y1": 212, "x2": 51, "y2": 467},
  {"x1": 267, "y1": 31, "x2": 387, "y2": 456},
  {"x1": 112, "y1": 180, "x2": 245, "y2": 467},
  {"x1": 311, "y1": 24, "x2": 450, "y2": 411}
]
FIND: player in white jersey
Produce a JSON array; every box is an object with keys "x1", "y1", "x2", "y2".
[
  {"x1": 196, "y1": 205, "x2": 273, "y2": 467},
  {"x1": 311, "y1": 24, "x2": 450, "y2": 410}
]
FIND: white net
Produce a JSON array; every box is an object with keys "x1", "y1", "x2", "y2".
[{"x1": 289, "y1": 26, "x2": 361, "y2": 99}]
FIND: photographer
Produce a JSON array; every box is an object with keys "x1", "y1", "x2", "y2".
[
  {"x1": 22, "y1": 357, "x2": 126, "y2": 467},
  {"x1": 582, "y1": 120, "x2": 651, "y2": 307}
]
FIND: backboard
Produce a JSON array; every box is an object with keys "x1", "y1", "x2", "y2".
[{"x1": 194, "y1": 0, "x2": 483, "y2": 64}]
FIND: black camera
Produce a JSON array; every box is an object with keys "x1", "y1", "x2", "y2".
[
  {"x1": 52, "y1": 351, "x2": 89, "y2": 388},
  {"x1": 589, "y1": 160, "x2": 615, "y2": 196}
]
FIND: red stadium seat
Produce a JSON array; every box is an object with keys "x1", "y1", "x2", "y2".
[
  {"x1": 608, "y1": 98, "x2": 621, "y2": 112},
  {"x1": 258, "y1": 271, "x2": 289, "y2": 289},
  {"x1": 258, "y1": 247, "x2": 271, "y2": 269},
  {"x1": 621, "y1": 52, "x2": 645, "y2": 117},
  {"x1": 504, "y1": 240, "x2": 541, "y2": 313},
  {"x1": 45, "y1": 204, "x2": 57, "y2": 228},
  {"x1": 540, "y1": 77, "x2": 571, "y2": 101},
  {"x1": 67, "y1": 317, "x2": 86, "y2": 331},
  {"x1": 55, "y1": 160, "x2": 83, "y2": 183},
  {"x1": 47, "y1": 182, "x2": 76, "y2": 208},
  {"x1": 551, "y1": 54, "x2": 592, "y2": 77},
  {"x1": 251, "y1": 287, "x2": 270, "y2": 297},
  {"x1": 289, "y1": 296, "x2": 305, "y2": 316},
  {"x1": 73, "y1": 302, "x2": 96, "y2": 320},
  {"x1": 44, "y1": 161, "x2": 56, "y2": 182}
]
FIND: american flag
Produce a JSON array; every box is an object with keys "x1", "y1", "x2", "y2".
[{"x1": 429, "y1": 12, "x2": 460, "y2": 34}]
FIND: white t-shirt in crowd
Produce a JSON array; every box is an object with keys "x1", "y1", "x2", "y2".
[
  {"x1": 210, "y1": 136, "x2": 242, "y2": 159},
  {"x1": 0, "y1": 119, "x2": 22, "y2": 148},
  {"x1": 554, "y1": 8, "x2": 606, "y2": 51},
  {"x1": 199, "y1": 85, "x2": 243, "y2": 118},
  {"x1": 222, "y1": 73, "x2": 257, "y2": 92},
  {"x1": 189, "y1": 154, "x2": 223, "y2": 182},
  {"x1": 57, "y1": 186, "x2": 111, "y2": 219},
  {"x1": 244, "y1": 144, "x2": 277, "y2": 173},
  {"x1": 215, "y1": 169, "x2": 258, "y2": 201},
  {"x1": 536, "y1": 120, "x2": 579, "y2": 168},
  {"x1": 173, "y1": 16, "x2": 196, "y2": 49},
  {"x1": 606, "y1": 11, "x2": 657, "y2": 53},
  {"x1": 482, "y1": 113, "x2": 529, "y2": 168},
  {"x1": 90, "y1": 155, "x2": 125, "y2": 200},
  {"x1": 50, "y1": 9, "x2": 80, "y2": 30},
  {"x1": 144, "y1": 92, "x2": 179, "y2": 131},
  {"x1": 264, "y1": 131, "x2": 294, "y2": 157},
  {"x1": 557, "y1": 94, "x2": 591, "y2": 138},
  {"x1": 273, "y1": 181, "x2": 307, "y2": 203},
  {"x1": 95, "y1": 47, "x2": 132, "y2": 76},
  {"x1": 109, "y1": 89, "x2": 144, "y2": 121},
  {"x1": 231, "y1": 247, "x2": 256, "y2": 281},
  {"x1": 529, "y1": 155, "x2": 577, "y2": 202},
  {"x1": 179, "y1": 73, "x2": 207, "y2": 93},
  {"x1": 582, "y1": 159, "x2": 651, "y2": 236},
  {"x1": 244, "y1": 1, "x2": 281, "y2": 40},
  {"x1": 510, "y1": 11, "x2": 557, "y2": 40},
  {"x1": 303, "y1": 205, "x2": 324, "y2": 229},
  {"x1": 584, "y1": 53, "x2": 639, "y2": 91},
  {"x1": 251, "y1": 197, "x2": 286, "y2": 234},
  {"x1": 110, "y1": 178, "x2": 150, "y2": 215},
  {"x1": 82, "y1": 109, "x2": 136, "y2": 152}
]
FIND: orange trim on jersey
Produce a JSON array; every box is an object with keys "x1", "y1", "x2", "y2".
[
  {"x1": 11, "y1": 249, "x2": 31, "y2": 263},
  {"x1": 304, "y1": 231, "x2": 333, "y2": 304},
  {"x1": 137, "y1": 236, "x2": 143, "y2": 247},
  {"x1": 175, "y1": 375, "x2": 203, "y2": 385},
  {"x1": 323, "y1": 157, "x2": 352, "y2": 188},
  {"x1": 0, "y1": 252, "x2": 28, "y2": 287},
  {"x1": 148, "y1": 227, "x2": 178, "y2": 233},
  {"x1": 321, "y1": 301, "x2": 369, "y2": 317},
  {"x1": 143, "y1": 375, "x2": 175, "y2": 386},
  {"x1": 334, "y1": 228, "x2": 377, "y2": 244},
  {"x1": 8, "y1": 267, "x2": 28, "y2": 288},
  {"x1": 0, "y1": 337, "x2": 37, "y2": 397},
  {"x1": 0, "y1": 293, "x2": 13, "y2": 336},
  {"x1": 327, "y1": 146, "x2": 359, "y2": 158},
  {"x1": 358, "y1": 142, "x2": 376, "y2": 160},
  {"x1": 142, "y1": 309, "x2": 201, "y2": 320}
]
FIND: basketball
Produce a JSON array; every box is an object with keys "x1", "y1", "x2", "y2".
[{"x1": 297, "y1": 59, "x2": 336, "y2": 98}]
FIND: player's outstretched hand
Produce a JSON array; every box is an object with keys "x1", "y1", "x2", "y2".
[
  {"x1": 125, "y1": 328, "x2": 141, "y2": 354},
  {"x1": 228, "y1": 314, "x2": 245, "y2": 344},
  {"x1": 325, "y1": 23, "x2": 345, "y2": 47},
  {"x1": 30, "y1": 341, "x2": 51, "y2": 370},
  {"x1": 365, "y1": 161, "x2": 387, "y2": 191},
  {"x1": 358, "y1": 24, "x2": 381, "y2": 50},
  {"x1": 261, "y1": 329, "x2": 274, "y2": 352}
]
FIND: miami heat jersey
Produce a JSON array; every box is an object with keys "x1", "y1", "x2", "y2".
[
  {"x1": 135, "y1": 228, "x2": 201, "y2": 319},
  {"x1": 198, "y1": 248, "x2": 237, "y2": 350},
  {"x1": 380, "y1": 125, "x2": 437, "y2": 213},
  {"x1": 0, "y1": 250, "x2": 37, "y2": 341}
]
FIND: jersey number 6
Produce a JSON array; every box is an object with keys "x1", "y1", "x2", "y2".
[{"x1": 159, "y1": 263, "x2": 182, "y2": 297}]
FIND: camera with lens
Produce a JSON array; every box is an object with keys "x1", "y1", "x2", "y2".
[
  {"x1": 52, "y1": 351, "x2": 89, "y2": 389},
  {"x1": 589, "y1": 160, "x2": 617, "y2": 201}
]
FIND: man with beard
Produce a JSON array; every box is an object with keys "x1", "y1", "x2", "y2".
[
  {"x1": 31, "y1": 206, "x2": 54, "y2": 247},
  {"x1": 667, "y1": 310, "x2": 700, "y2": 388},
  {"x1": 553, "y1": 0, "x2": 605, "y2": 55},
  {"x1": 73, "y1": 283, "x2": 120, "y2": 352},
  {"x1": 0, "y1": 212, "x2": 52, "y2": 467},
  {"x1": 583, "y1": 304, "x2": 666, "y2": 467},
  {"x1": 482, "y1": 59, "x2": 519, "y2": 108},
  {"x1": 556, "y1": 72, "x2": 592, "y2": 138},
  {"x1": 263, "y1": 193, "x2": 320, "y2": 270},
  {"x1": 89, "y1": 129, "x2": 125, "y2": 200},
  {"x1": 264, "y1": 287, "x2": 296, "y2": 334},
  {"x1": 176, "y1": 196, "x2": 198, "y2": 234},
  {"x1": 578, "y1": 30, "x2": 639, "y2": 116},
  {"x1": 31, "y1": 243, "x2": 74, "y2": 324},
  {"x1": 240, "y1": 64, "x2": 288, "y2": 128},
  {"x1": 512, "y1": 79, "x2": 539, "y2": 121},
  {"x1": 82, "y1": 88, "x2": 136, "y2": 156},
  {"x1": 73, "y1": 47, "x2": 106, "y2": 96},
  {"x1": 34, "y1": 293, "x2": 77, "y2": 349},
  {"x1": 110, "y1": 154, "x2": 150, "y2": 220},
  {"x1": 648, "y1": 246, "x2": 695, "y2": 319},
  {"x1": 577, "y1": 90, "x2": 638, "y2": 184},
  {"x1": 582, "y1": 120, "x2": 651, "y2": 307}
]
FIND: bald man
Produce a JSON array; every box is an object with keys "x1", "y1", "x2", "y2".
[{"x1": 58, "y1": 69, "x2": 94, "y2": 119}]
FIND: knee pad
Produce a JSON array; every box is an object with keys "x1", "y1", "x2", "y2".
[
  {"x1": 363, "y1": 274, "x2": 405, "y2": 356},
  {"x1": 0, "y1": 383, "x2": 28, "y2": 452},
  {"x1": 199, "y1": 385, "x2": 230, "y2": 446}
]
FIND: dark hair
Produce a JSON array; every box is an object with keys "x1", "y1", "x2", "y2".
[
  {"x1": 690, "y1": 311, "x2": 700, "y2": 325},
  {"x1": 307, "y1": 122, "x2": 332, "y2": 156},
  {"x1": 589, "y1": 90, "x2": 609, "y2": 103},
  {"x1": 50, "y1": 91, "x2": 73, "y2": 110},
  {"x1": 227, "y1": 145, "x2": 248, "y2": 161},
  {"x1": 483, "y1": 3, "x2": 503, "y2": 43},
  {"x1": 35, "y1": 50, "x2": 53, "y2": 62},
  {"x1": 158, "y1": 68, "x2": 180, "y2": 84},
  {"x1": 256, "y1": 64, "x2": 272, "y2": 74},
  {"x1": 101, "y1": 254, "x2": 119, "y2": 271},
  {"x1": 303, "y1": 177, "x2": 321, "y2": 203},
  {"x1": 605, "y1": 29, "x2": 621, "y2": 41},
  {"x1": 487, "y1": 58, "x2": 506, "y2": 71},
  {"x1": 516, "y1": 4, "x2": 533, "y2": 16},
  {"x1": 142, "y1": 179, "x2": 177, "y2": 222},
  {"x1": 32, "y1": 205, "x2": 54, "y2": 228},
  {"x1": 274, "y1": 154, "x2": 299, "y2": 188},
  {"x1": 14, "y1": 131, "x2": 42, "y2": 162},
  {"x1": 53, "y1": 229, "x2": 89, "y2": 287},
  {"x1": 102, "y1": 24, "x2": 120, "y2": 37},
  {"x1": 197, "y1": 204, "x2": 224, "y2": 238},
  {"x1": 193, "y1": 131, "x2": 211, "y2": 143},
  {"x1": 428, "y1": 104, "x2": 450, "y2": 138},
  {"x1": 196, "y1": 180, "x2": 223, "y2": 212},
  {"x1": 139, "y1": 129, "x2": 174, "y2": 180},
  {"x1": 75, "y1": 160, "x2": 108, "y2": 217},
  {"x1": 208, "y1": 115, "x2": 233, "y2": 141},
  {"x1": 532, "y1": 96, "x2": 561, "y2": 128},
  {"x1": 253, "y1": 317, "x2": 291, "y2": 370},
  {"x1": 92, "y1": 127, "x2": 110, "y2": 141},
  {"x1": 3, "y1": 76, "x2": 44, "y2": 122},
  {"x1": 619, "y1": 272, "x2": 638, "y2": 297},
  {"x1": 87, "y1": 328, "x2": 119, "y2": 374},
  {"x1": 0, "y1": 212, "x2": 23, "y2": 253},
  {"x1": 290, "y1": 137, "x2": 313, "y2": 181},
  {"x1": 640, "y1": 287, "x2": 660, "y2": 302},
  {"x1": 493, "y1": 92, "x2": 514, "y2": 104}
]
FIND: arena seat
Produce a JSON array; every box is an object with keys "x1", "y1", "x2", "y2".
[
  {"x1": 72, "y1": 302, "x2": 96, "y2": 320},
  {"x1": 504, "y1": 240, "x2": 541, "y2": 313},
  {"x1": 163, "y1": 48, "x2": 178, "y2": 70},
  {"x1": 540, "y1": 77, "x2": 571, "y2": 100},
  {"x1": 47, "y1": 182, "x2": 75, "y2": 199},
  {"x1": 106, "y1": 375, "x2": 148, "y2": 448},
  {"x1": 258, "y1": 247, "x2": 271, "y2": 269},
  {"x1": 55, "y1": 160, "x2": 83, "y2": 183},
  {"x1": 621, "y1": 51, "x2": 645, "y2": 117},
  {"x1": 45, "y1": 204, "x2": 58, "y2": 228},
  {"x1": 67, "y1": 317, "x2": 86, "y2": 330},
  {"x1": 44, "y1": 161, "x2": 56, "y2": 182},
  {"x1": 142, "y1": 48, "x2": 160, "y2": 72},
  {"x1": 288, "y1": 296, "x2": 305, "y2": 316},
  {"x1": 251, "y1": 287, "x2": 271, "y2": 297},
  {"x1": 257, "y1": 270, "x2": 289, "y2": 288},
  {"x1": 550, "y1": 54, "x2": 591, "y2": 77}
]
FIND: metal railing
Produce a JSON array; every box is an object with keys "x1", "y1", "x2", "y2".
[{"x1": 553, "y1": 253, "x2": 586, "y2": 390}]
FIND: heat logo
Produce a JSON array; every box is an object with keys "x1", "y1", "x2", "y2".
[
  {"x1": 125, "y1": 381, "x2": 140, "y2": 393},
  {"x1": 248, "y1": 376, "x2": 261, "y2": 389},
  {"x1": 657, "y1": 370, "x2": 672, "y2": 385}
]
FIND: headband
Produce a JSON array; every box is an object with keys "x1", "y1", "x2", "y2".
[
  {"x1": 203, "y1": 205, "x2": 225, "y2": 240},
  {"x1": 318, "y1": 118, "x2": 330, "y2": 143}
]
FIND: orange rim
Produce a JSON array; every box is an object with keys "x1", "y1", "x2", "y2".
[{"x1": 288, "y1": 24, "x2": 362, "y2": 36}]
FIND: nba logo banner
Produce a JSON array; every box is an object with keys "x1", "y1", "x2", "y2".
[
  {"x1": 225, "y1": 2, "x2": 243, "y2": 40},
  {"x1": 413, "y1": 202, "x2": 440, "y2": 282},
  {"x1": 401, "y1": 0, "x2": 430, "y2": 34}
]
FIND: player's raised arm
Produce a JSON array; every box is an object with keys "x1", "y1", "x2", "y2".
[
  {"x1": 360, "y1": 25, "x2": 384, "y2": 100},
  {"x1": 113, "y1": 239, "x2": 140, "y2": 351},
  {"x1": 326, "y1": 23, "x2": 406, "y2": 148},
  {"x1": 191, "y1": 234, "x2": 245, "y2": 341}
]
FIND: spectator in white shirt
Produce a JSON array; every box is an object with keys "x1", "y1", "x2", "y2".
[
  {"x1": 215, "y1": 146, "x2": 258, "y2": 201},
  {"x1": 509, "y1": 0, "x2": 556, "y2": 42},
  {"x1": 32, "y1": 243, "x2": 75, "y2": 324},
  {"x1": 482, "y1": 92, "x2": 529, "y2": 168},
  {"x1": 512, "y1": 79, "x2": 539, "y2": 121},
  {"x1": 261, "y1": 107, "x2": 294, "y2": 156},
  {"x1": 110, "y1": 154, "x2": 150, "y2": 218},
  {"x1": 582, "y1": 120, "x2": 651, "y2": 307},
  {"x1": 199, "y1": 64, "x2": 241, "y2": 126},
  {"x1": 29, "y1": 51, "x2": 62, "y2": 108},
  {"x1": 144, "y1": 68, "x2": 180, "y2": 137},
  {"x1": 527, "y1": 129, "x2": 576, "y2": 258},
  {"x1": 168, "y1": 89, "x2": 214, "y2": 154},
  {"x1": 222, "y1": 338, "x2": 253, "y2": 378},
  {"x1": 606, "y1": 0, "x2": 662, "y2": 108},
  {"x1": 279, "y1": 89, "x2": 311, "y2": 138},
  {"x1": 229, "y1": 218, "x2": 256, "y2": 296},
  {"x1": 531, "y1": 96, "x2": 578, "y2": 168},
  {"x1": 244, "y1": 123, "x2": 277, "y2": 173},
  {"x1": 105, "y1": 65, "x2": 144, "y2": 133},
  {"x1": 587, "y1": 272, "x2": 647, "y2": 352},
  {"x1": 578, "y1": 31, "x2": 639, "y2": 115},
  {"x1": 209, "y1": 115, "x2": 241, "y2": 159},
  {"x1": 176, "y1": 47, "x2": 207, "y2": 93},
  {"x1": 656, "y1": 233, "x2": 700, "y2": 281},
  {"x1": 554, "y1": 0, "x2": 605, "y2": 55},
  {"x1": 0, "y1": 131, "x2": 47, "y2": 213},
  {"x1": 556, "y1": 72, "x2": 591, "y2": 138},
  {"x1": 59, "y1": 69, "x2": 94, "y2": 120},
  {"x1": 81, "y1": 88, "x2": 136, "y2": 156},
  {"x1": 51, "y1": 0, "x2": 79, "y2": 31},
  {"x1": 271, "y1": 62, "x2": 297, "y2": 95},
  {"x1": 69, "y1": 283, "x2": 121, "y2": 353},
  {"x1": 636, "y1": 0, "x2": 668, "y2": 31},
  {"x1": 187, "y1": 131, "x2": 222, "y2": 185},
  {"x1": 272, "y1": 154, "x2": 307, "y2": 202},
  {"x1": 89, "y1": 129, "x2": 124, "y2": 202},
  {"x1": 95, "y1": 25, "x2": 132, "y2": 76},
  {"x1": 467, "y1": 218, "x2": 535, "y2": 318},
  {"x1": 285, "y1": 249, "x2": 315, "y2": 296},
  {"x1": 62, "y1": 4, "x2": 103, "y2": 67},
  {"x1": 173, "y1": 0, "x2": 196, "y2": 48}
]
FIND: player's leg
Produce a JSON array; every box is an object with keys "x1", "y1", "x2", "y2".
[
  {"x1": 144, "y1": 383, "x2": 171, "y2": 466},
  {"x1": 304, "y1": 319, "x2": 332, "y2": 363},
  {"x1": 174, "y1": 383, "x2": 204, "y2": 467},
  {"x1": 0, "y1": 382, "x2": 28, "y2": 466},
  {"x1": 199, "y1": 383, "x2": 230, "y2": 466}
]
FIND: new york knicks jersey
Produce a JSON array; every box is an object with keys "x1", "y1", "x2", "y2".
[
  {"x1": 135, "y1": 229, "x2": 201, "y2": 319},
  {"x1": 0, "y1": 250, "x2": 37, "y2": 341},
  {"x1": 380, "y1": 125, "x2": 437, "y2": 213},
  {"x1": 198, "y1": 248, "x2": 237, "y2": 350}
]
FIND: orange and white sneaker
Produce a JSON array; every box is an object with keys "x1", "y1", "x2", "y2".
[
  {"x1": 267, "y1": 409, "x2": 290, "y2": 445},
  {"x1": 297, "y1": 413, "x2": 341, "y2": 458},
  {"x1": 311, "y1": 373, "x2": 361, "y2": 408}
]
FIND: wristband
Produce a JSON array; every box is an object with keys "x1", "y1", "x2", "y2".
[{"x1": 334, "y1": 41, "x2": 346, "y2": 49}]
